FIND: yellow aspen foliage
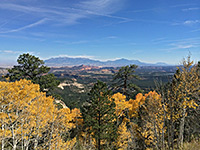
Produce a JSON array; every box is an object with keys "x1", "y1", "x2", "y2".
[
  {"x1": 111, "y1": 92, "x2": 165, "y2": 149},
  {"x1": 0, "y1": 79, "x2": 81, "y2": 149},
  {"x1": 123, "y1": 91, "x2": 165, "y2": 149},
  {"x1": 167, "y1": 57, "x2": 200, "y2": 147},
  {"x1": 128, "y1": 93, "x2": 146, "y2": 118},
  {"x1": 112, "y1": 93, "x2": 131, "y2": 119},
  {"x1": 117, "y1": 122, "x2": 131, "y2": 150},
  {"x1": 140, "y1": 91, "x2": 164, "y2": 146}
]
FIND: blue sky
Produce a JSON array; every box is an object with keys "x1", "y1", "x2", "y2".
[{"x1": 0, "y1": 0, "x2": 200, "y2": 66}]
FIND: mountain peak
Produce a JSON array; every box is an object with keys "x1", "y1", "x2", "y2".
[{"x1": 45, "y1": 57, "x2": 170, "y2": 67}]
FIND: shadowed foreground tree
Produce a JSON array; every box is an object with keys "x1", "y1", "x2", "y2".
[{"x1": 5, "y1": 53, "x2": 60, "y2": 96}]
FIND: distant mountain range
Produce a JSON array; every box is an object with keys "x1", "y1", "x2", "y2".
[{"x1": 45, "y1": 57, "x2": 170, "y2": 67}]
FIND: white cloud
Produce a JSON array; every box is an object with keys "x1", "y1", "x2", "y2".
[
  {"x1": 171, "y1": 3, "x2": 197, "y2": 8},
  {"x1": 54, "y1": 40, "x2": 89, "y2": 45},
  {"x1": 106, "y1": 36, "x2": 117, "y2": 39},
  {"x1": 182, "y1": 7, "x2": 200, "y2": 11},
  {"x1": 130, "y1": 8, "x2": 163, "y2": 13},
  {"x1": 172, "y1": 20, "x2": 200, "y2": 26},
  {"x1": 176, "y1": 45, "x2": 195, "y2": 49},
  {"x1": 97, "y1": 57, "x2": 122, "y2": 62},
  {"x1": 183, "y1": 20, "x2": 200, "y2": 25},
  {"x1": 170, "y1": 38, "x2": 200, "y2": 49},
  {"x1": 44, "y1": 54, "x2": 124, "y2": 62},
  {"x1": 47, "y1": 54, "x2": 95, "y2": 60},
  {"x1": 0, "y1": 50, "x2": 21, "y2": 54},
  {"x1": 78, "y1": 0, "x2": 122, "y2": 14}
]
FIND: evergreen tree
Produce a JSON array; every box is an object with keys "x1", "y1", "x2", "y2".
[
  {"x1": 5, "y1": 53, "x2": 60, "y2": 96},
  {"x1": 112, "y1": 64, "x2": 142, "y2": 99},
  {"x1": 82, "y1": 81, "x2": 118, "y2": 150}
]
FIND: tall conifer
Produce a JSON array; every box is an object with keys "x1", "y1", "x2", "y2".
[{"x1": 82, "y1": 81, "x2": 118, "y2": 150}]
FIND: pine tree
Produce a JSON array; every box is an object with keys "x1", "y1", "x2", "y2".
[
  {"x1": 82, "y1": 81, "x2": 118, "y2": 150},
  {"x1": 5, "y1": 53, "x2": 60, "y2": 96},
  {"x1": 112, "y1": 64, "x2": 142, "y2": 99}
]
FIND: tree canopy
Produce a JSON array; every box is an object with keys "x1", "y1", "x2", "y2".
[
  {"x1": 112, "y1": 64, "x2": 142, "y2": 99},
  {"x1": 5, "y1": 53, "x2": 60, "y2": 96}
]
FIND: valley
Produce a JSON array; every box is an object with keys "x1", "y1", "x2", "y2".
[{"x1": 50, "y1": 65, "x2": 177, "y2": 108}]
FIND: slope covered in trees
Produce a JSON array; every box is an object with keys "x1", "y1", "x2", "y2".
[{"x1": 0, "y1": 54, "x2": 199, "y2": 149}]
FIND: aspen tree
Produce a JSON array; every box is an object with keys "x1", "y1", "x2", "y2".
[{"x1": 0, "y1": 79, "x2": 80, "y2": 149}]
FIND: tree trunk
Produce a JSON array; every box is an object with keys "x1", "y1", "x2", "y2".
[
  {"x1": 178, "y1": 107, "x2": 186, "y2": 148},
  {"x1": 1, "y1": 124, "x2": 5, "y2": 150},
  {"x1": 11, "y1": 124, "x2": 17, "y2": 150},
  {"x1": 98, "y1": 110, "x2": 101, "y2": 150},
  {"x1": 34, "y1": 138, "x2": 38, "y2": 150},
  {"x1": 161, "y1": 103, "x2": 166, "y2": 150},
  {"x1": 168, "y1": 97, "x2": 174, "y2": 150},
  {"x1": 123, "y1": 76, "x2": 127, "y2": 96},
  {"x1": 24, "y1": 140, "x2": 30, "y2": 150}
]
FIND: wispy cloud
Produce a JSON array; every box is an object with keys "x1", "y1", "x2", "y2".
[
  {"x1": 0, "y1": 50, "x2": 36, "y2": 56},
  {"x1": 191, "y1": 28, "x2": 200, "y2": 32},
  {"x1": 150, "y1": 36, "x2": 200, "y2": 54},
  {"x1": 172, "y1": 20, "x2": 200, "y2": 26},
  {"x1": 130, "y1": 8, "x2": 162, "y2": 13},
  {"x1": 183, "y1": 20, "x2": 200, "y2": 25},
  {"x1": 160, "y1": 45, "x2": 196, "y2": 52},
  {"x1": 75, "y1": 0, "x2": 132, "y2": 23},
  {"x1": 78, "y1": 0, "x2": 122, "y2": 14},
  {"x1": 182, "y1": 7, "x2": 200, "y2": 11},
  {"x1": 45, "y1": 54, "x2": 95, "y2": 60},
  {"x1": 0, "y1": 50, "x2": 21, "y2": 54},
  {"x1": 54, "y1": 36, "x2": 119, "y2": 46},
  {"x1": 106, "y1": 36, "x2": 117, "y2": 39},
  {"x1": 0, "y1": 18, "x2": 47, "y2": 33},
  {"x1": 0, "y1": 0, "x2": 129, "y2": 32},
  {"x1": 133, "y1": 19, "x2": 171, "y2": 24},
  {"x1": 151, "y1": 37, "x2": 167, "y2": 44},
  {"x1": 159, "y1": 37, "x2": 200, "y2": 52},
  {"x1": 54, "y1": 40, "x2": 89, "y2": 45},
  {"x1": 172, "y1": 44, "x2": 195, "y2": 49},
  {"x1": 171, "y1": 3, "x2": 197, "y2": 8}
]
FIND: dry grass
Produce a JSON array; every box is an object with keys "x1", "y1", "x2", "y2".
[{"x1": 180, "y1": 140, "x2": 200, "y2": 150}]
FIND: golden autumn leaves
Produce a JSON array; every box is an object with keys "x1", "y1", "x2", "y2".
[
  {"x1": 113, "y1": 92, "x2": 164, "y2": 149},
  {"x1": 0, "y1": 79, "x2": 81, "y2": 150}
]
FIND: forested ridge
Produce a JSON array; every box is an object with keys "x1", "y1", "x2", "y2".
[{"x1": 0, "y1": 54, "x2": 200, "y2": 149}]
